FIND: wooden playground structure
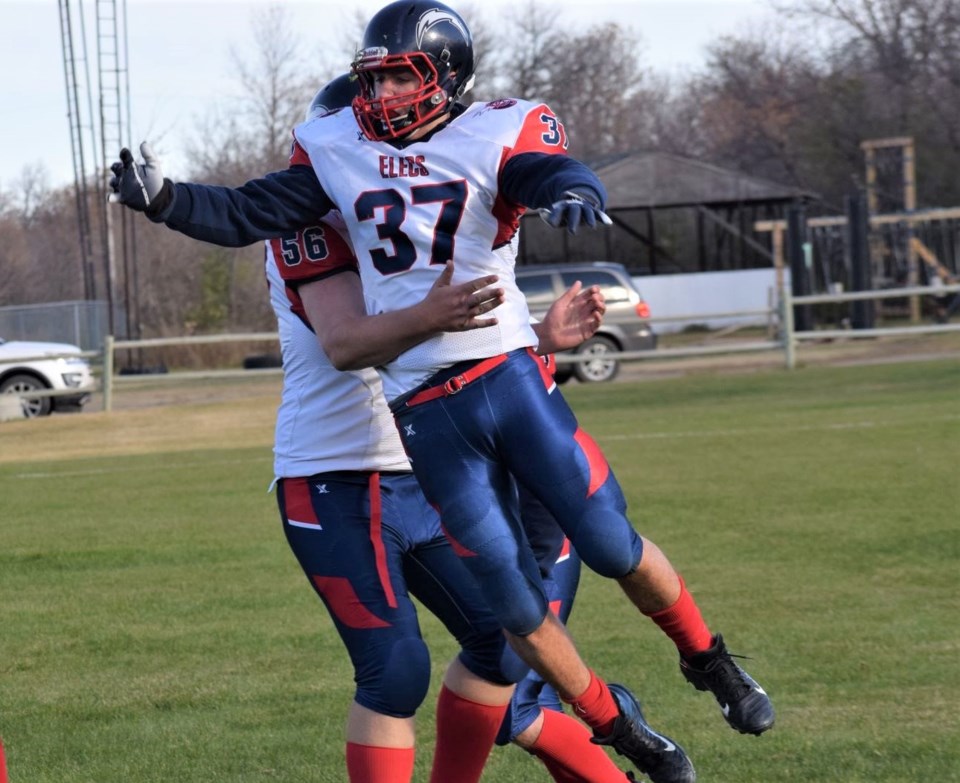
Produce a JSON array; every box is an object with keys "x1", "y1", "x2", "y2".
[{"x1": 754, "y1": 137, "x2": 960, "y2": 324}]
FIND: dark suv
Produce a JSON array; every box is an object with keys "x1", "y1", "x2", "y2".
[{"x1": 514, "y1": 262, "x2": 657, "y2": 383}]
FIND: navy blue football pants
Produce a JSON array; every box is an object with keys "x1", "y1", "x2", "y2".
[
  {"x1": 392, "y1": 348, "x2": 644, "y2": 638},
  {"x1": 276, "y1": 471, "x2": 522, "y2": 718}
]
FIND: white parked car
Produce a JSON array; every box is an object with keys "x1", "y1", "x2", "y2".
[{"x1": 0, "y1": 337, "x2": 95, "y2": 417}]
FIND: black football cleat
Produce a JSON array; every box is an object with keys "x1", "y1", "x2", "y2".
[
  {"x1": 680, "y1": 634, "x2": 775, "y2": 736},
  {"x1": 592, "y1": 683, "x2": 696, "y2": 783}
]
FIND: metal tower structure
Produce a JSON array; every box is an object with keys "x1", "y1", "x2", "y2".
[
  {"x1": 58, "y1": 0, "x2": 141, "y2": 340},
  {"x1": 57, "y1": 0, "x2": 98, "y2": 301},
  {"x1": 97, "y1": 0, "x2": 142, "y2": 341}
]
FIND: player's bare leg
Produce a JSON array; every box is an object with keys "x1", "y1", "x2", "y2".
[
  {"x1": 441, "y1": 656, "x2": 515, "y2": 706},
  {"x1": 346, "y1": 703, "x2": 415, "y2": 746},
  {"x1": 344, "y1": 704, "x2": 415, "y2": 783},
  {"x1": 505, "y1": 612, "x2": 591, "y2": 701},
  {"x1": 618, "y1": 537, "x2": 775, "y2": 736},
  {"x1": 616, "y1": 537, "x2": 682, "y2": 614}
]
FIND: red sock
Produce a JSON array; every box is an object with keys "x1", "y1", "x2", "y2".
[
  {"x1": 345, "y1": 742, "x2": 414, "y2": 783},
  {"x1": 645, "y1": 575, "x2": 713, "y2": 657},
  {"x1": 539, "y1": 757, "x2": 589, "y2": 783},
  {"x1": 562, "y1": 670, "x2": 620, "y2": 736},
  {"x1": 532, "y1": 709, "x2": 631, "y2": 782},
  {"x1": 429, "y1": 685, "x2": 508, "y2": 783},
  {"x1": 0, "y1": 737, "x2": 7, "y2": 783}
]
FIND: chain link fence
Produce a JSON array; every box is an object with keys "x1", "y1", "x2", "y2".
[{"x1": 0, "y1": 300, "x2": 114, "y2": 350}]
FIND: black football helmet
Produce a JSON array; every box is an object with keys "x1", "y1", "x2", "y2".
[
  {"x1": 351, "y1": 0, "x2": 475, "y2": 141},
  {"x1": 305, "y1": 73, "x2": 362, "y2": 121}
]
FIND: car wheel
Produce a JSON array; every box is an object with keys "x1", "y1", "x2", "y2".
[
  {"x1": 1, "y1": 373, "x2": 53, "y2": 417},
  {"x1": 572, "y1": 336, "x2": 620, "y2": 383}
]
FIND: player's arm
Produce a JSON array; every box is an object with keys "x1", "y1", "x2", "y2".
[
  {"x1": 501, "y1": 152, "x2": 611, "y2": 234},
  {"x1": 109, "y1": 142, "x2": 335, "y2": 247},
  {"x1": 160, "y1": 165, "x2": 333, "y2": 246},
  {"x1": 501, "y1": 152, "x2": 603, "y2": 211},
  {"x1": 300, "y1": 262, "x2": 505, "y2": 371},
  {"x1": 532, "y1": 281, "x2": 606, "y2": 355},
  {"x1": 496, "y1": 106, "x2": 611, "y2": 233}
]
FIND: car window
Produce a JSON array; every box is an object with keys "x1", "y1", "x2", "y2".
[
  {"x1": 560, "y1": 271, "x2": 632, "y2": 304},
  {"x1": 515, "y1": 273, "x2": 556, "y2": 308}
]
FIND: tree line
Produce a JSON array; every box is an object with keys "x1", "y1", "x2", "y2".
[{"x1": 1, "y1": 0, "x2": 957, "y2": 340}]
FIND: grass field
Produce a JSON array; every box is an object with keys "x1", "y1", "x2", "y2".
[{"x1": 1, "y1": 359, "x2": 958, "y2": 782}]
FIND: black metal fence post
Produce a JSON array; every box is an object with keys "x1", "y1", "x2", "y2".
[
  {"x1": 787, "y1": 203, "x2": 813, "y2": 331},
  {"x1": 847, "y1": 190, "x2": 875, "y2": 329}
]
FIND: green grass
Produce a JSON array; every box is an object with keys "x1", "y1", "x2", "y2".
[{"x1": 1, "y1": 360, "x2": 958, "y2": 782}]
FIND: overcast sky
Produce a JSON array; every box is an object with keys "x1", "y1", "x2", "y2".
[{"x1": 0, "y1": 0, "x2": 778, "y2": 191}]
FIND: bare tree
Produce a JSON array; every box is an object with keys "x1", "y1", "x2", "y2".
[
  {"x1": 232, "y1": 7, "x2": 310, "y2": 160},
  {"x1": 697, "y1": 33, "x2": 821, "y2": 185},
  {"x1": 0, "y1": 211, "x2": 33, "y2": 306},
  {"x1": 184, "y1": 5, "x2": 322, "y2": 182},
  {"x1": 481, "y1": 2, "x2": 651, "y2": 159},
  {"x1": 0, "y1": 182, "x2": 87, "y2": 306},
  {"x1": 769, "y1": 0, "x2": 960, "y2": 204},
  {"x1": 6, "y1": 163, "x2": 53, "y2": 220},
  {"x1": 545, "y1": 24, "x2": 651, "y2": 159},
  {"x1": 165, "y1": 5, "x2": 334, "y2": 338},
  {"x1": 483, "y1": 0, "x2": 566, "y2": 100},
  {"x1": 635, "y1": 73, "x2": 710, "y2": 158}
]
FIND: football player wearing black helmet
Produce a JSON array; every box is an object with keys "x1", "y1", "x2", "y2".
[
  {"x1": 351, "y1": 0, "x2": 475, "y2": 140},
  {"x1": 305, "y1": 73, "x2": 362, "y2": 122},
  {"x1": 111, "y1": 2, "x2": 772, "y2": 780},
  {"x1": 272, "y1": 74, "x2": 624, "y2": 783}
]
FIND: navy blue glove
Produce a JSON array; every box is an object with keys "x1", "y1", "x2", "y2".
[
  {"x1": 538, "y1": 190, "x2": 613, "y2": 235},
  {"x1": 108, "y1": 142, "x2": 173, "y2": 216}
]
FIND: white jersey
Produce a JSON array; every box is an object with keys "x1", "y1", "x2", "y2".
[
  {"x1": 265, "y1": 228, "x2": 410, "y2": 478},
  {"x1": 293, "y1": 98, "x2": 568, "y2": 400}
]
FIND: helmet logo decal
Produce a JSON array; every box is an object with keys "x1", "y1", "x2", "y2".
[{"x1": 416, "y1": 8, "x2": 468, "y2": 48}]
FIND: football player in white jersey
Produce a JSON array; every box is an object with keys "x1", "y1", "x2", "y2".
[
  {"x1": 110, "y1": 3, "x2": 774, "y2": 780},
  {"x1": 267, "y1": 73, "x2": 633, "y2": 783}
]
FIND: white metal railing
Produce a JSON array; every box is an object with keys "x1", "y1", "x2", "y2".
[
  {"x1": 780, "y1": 283, "x2": 960, "y2": 369},
  {"x1": 645, "y1": 308, "x2": 774, "y2": 324},
  {"x1": 10, "y1": 284, "x2": 954, "y2": 415},
  {"x1": 100, "y1": 333, "x2": 282, "y2": 412},
  {"x1": 552, "y1": 340, "x2": 782, "y2": 366}
]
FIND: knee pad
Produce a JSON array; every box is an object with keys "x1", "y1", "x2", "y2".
[
  {"x1": 466, "y1": 536, "x2": 549, "y2": 637},
  {"x1": 497, "y1": 585, "x2": 548, "y2": 637},
  {"x1": 498, "y1": 642, "x2": 532, "y2": 685},
  {"x1": 571, "y1": 506, "x2": 644, "y2": 578},
  {"x1": 355, "y1": 636, "x2": 431, "y2": 718},
  {"x1": 457, "y1": 626, "x2": 530, "y2": 687}
]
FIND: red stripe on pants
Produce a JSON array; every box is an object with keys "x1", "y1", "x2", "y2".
[
  {"x1": 368, "y1": 473, "x2": 398, "y2": 608},
  {"x1": 573, "y1": 428, "x2": 610, "y2": 497}
]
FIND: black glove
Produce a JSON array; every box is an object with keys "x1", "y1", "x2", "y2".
[
  {"x1": 538, "y1": 190, "x2": 613, "y2": 235},
  {"x1": 108, "y1": 142, "x2": 174, "y2": 217}
]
